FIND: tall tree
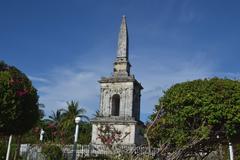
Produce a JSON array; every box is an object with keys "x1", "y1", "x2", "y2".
[
  {"x1": 20, "y1": 104, "x2": 45, "y2": 145},
  {"x1": 148, "y1": 78, "x2": 240, "y2": 159},
  {"x1": 0, "y1": 61, "x2": 39, "y2": 135},
  {"x1": 0, "y1": 61, "x2": 40, "y2": 160},
  {"x1": 48, "y1": 109, "x2": 63, "y2": 127},
  {"x1": 61, "y1": 100, "x2": 88, "y2": 126},
  {"x1": 60, "y1": 100, "x2": 89, "y2": 143},
  {"x1": 41, "y1": 109, "x2": 64, "y2": 143}
]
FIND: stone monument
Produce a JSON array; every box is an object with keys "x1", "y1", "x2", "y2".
[{"x1": 91, "y1": 16, "x2": 144, "y2": 146}]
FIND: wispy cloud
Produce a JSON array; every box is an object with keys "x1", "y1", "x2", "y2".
[
  {"x1": 38, "y1": 69, "x2": 100, "y2": 116},
  {"x1": 3, "y1": 0, "x2": 240, "y2": 123},
  {"x1": 34, "y1": 47, "x2": 113, "y2": 117},
  {"x1": 40, "y1": 52, "x2": 214, "y2": 122},
  {"x1": 31, "y1": 43, "x2": 222, "y2": 122},
  {"x1": 28, "y1": 75, "x2": 50, "y2": 83},
  {"x1": 30, "y1": 16, "x2": 236, "y2": 121},
  {"x1": 134, "y1": 49, "x2": 214, "y2": 117}
]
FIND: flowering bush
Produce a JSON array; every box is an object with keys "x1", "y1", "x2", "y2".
[
  {"x1": 0, "y1": 61, "x2": 39, "y2": 135},
  {"x1": 97, "y1": 124, "x2": 130, "y2": 148}
]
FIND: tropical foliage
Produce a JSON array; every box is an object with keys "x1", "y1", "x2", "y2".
[
  {"x1": 60, "y1": 100, "x2": 89, "y2": 137},
  {"x1": 0, "y1": 61, "x2": 39, "y2": 135},
  {"x1": 42, "y1": 144, "x2": 63, "y2": 160},
  {"x1": 148, "y1": 78, "x2": 240, "y2": 159},
  {"x1": 31, "y1": 100, "x2": 91, "y2": 145},
  {"x1": 97, "y1": 124, "x2": 129, "y2": 149}
]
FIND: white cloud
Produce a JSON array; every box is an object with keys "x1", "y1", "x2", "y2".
[
  {"x1": 134, "y1": 50, "x2": 214, "y2": 117},
  {"x1": 32, "y1": 48, "x2": 217, "y2": 122},
  {"x1": 29, "y1": 43, "x2": 115, "y2": 117},
  {"x1": 28, "y1": 75, "x2": 50, "y2": 83},
  {"x1": 31, "y1": 41, "x2": 223, "y2": 122},
  {"x1": 38, "y1": 69, "x2": 100, "y2": 117}
]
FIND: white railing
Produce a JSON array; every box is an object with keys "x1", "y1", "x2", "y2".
[{"x1": 20, "y1": 144, "x2": 160, "y2": 160}]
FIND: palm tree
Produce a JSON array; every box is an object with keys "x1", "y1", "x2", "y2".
[
  {"x1": 61, "y1": 100, "x2": 89, "y2": 121},
  {"x1": 48, "y1": 109, "x2": 63, "y2": 127},
  {"x1": 44, "y1": 109, "x2": 64, "y2": 142},
  {"x1": 60, "y1": 100, "x2": 89, "y2": 143}
]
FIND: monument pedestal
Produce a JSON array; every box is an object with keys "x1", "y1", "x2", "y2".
[{"x1": 91, "y1": 117, "x2": 144, "y2": 146}]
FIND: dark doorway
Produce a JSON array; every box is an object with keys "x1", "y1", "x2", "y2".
[{"x1": 112, "y1": 94, "x2": 120, "y2": 116}]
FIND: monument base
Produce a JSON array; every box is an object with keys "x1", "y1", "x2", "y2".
[{"x1": 91, "y1": 117, "x2": 145, "y2": 146}]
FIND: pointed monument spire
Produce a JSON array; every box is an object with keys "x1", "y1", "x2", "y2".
[
  {"x1": 113, "y1": 16, "x2": 131, "y2": 77},
  {"x1": 117, "y1": 15, "x2": 128, "y2": 59}
]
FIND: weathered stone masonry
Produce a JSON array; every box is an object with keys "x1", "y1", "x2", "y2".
[{"x1": 91, "y1": 16, "x2": 144, "y2": 146}]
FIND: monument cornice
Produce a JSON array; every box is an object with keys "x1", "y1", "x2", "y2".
[{"x1": 99, "y1": 76, "x2": 143, "y2": 89}]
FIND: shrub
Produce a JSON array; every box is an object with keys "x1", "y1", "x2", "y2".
[
  {"x1": 0, "y1": 141, "x2": 7, "y2": 160},
  {"x1": 42, "y1": 145, "x2": 63, "y2": 160},
  {"x1": 0, "y1": 61, "x2": 39, "y2": 135}
]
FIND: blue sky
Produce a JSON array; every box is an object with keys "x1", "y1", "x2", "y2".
[{"x1": 1, "y1": 0, "x2": 240, "y2": 122}]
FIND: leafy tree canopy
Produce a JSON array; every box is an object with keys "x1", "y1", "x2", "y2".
[
  {"x1": 0, "y1": 61, "x2": 39, "y2": 135},
  {"x1": 149, "y1": 78, "x2": 240, "y2": 156},
  {"x1": 33, "y1": 101, "x2": 91, "y2": 144}
]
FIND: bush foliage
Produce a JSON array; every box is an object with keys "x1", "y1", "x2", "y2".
[
  {"x1": 149, "y1": 78, "x2": 240, "y2": 156},
  {"x1": 42, "y1": 145, "x2": 63, "y2": 160},
  {"x1": 0, "y1": 61, "x2": 39, "y2": 135}
]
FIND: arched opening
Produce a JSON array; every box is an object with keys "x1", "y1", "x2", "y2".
[{"x1": 112, "y1": 94, "x2": 120, "y2": 116}]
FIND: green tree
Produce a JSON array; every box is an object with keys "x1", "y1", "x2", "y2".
[
  {"x1": 148, "y1": 78, "x2": 240, "y2": 159},
  {"x1": 0, "y1": 61, "x2": 39, "y2": 135},
  {"x1": 20, "y1": 104, "x2": 46, "y2": 145},
  {"x1": 60, "y1": 100, "x2": 89, "y2": 130},
  {"x1": 60, "y1": 100, "x2": 90, "y2": 144},
  {"x1": 43, "y1": 109, "x2": 64, "y2": 143},
  {"x1": 0, "y1": 61, "x2": 40, "y2": 160},
  {"x1": 48, "y1": 109, "x2": 63, "y2": 127},
  {"x1": 78, "y1": 122, "x2": 92, "y2": 145}
]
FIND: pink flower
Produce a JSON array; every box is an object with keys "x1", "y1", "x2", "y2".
[
  {"x1": 16, "y1": 89, "x2": 28, "y2": 96},
  {"x1": 52, "y1": 131, "x2": 57, "y2": 136},
  {"x1": 48, "y1": 123, "x2": 56, "y2": 129}
]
